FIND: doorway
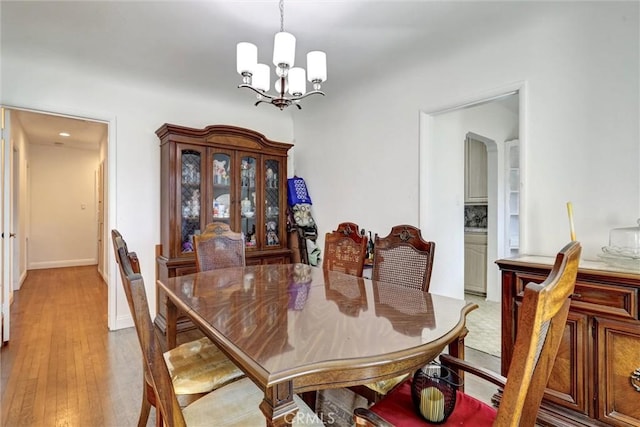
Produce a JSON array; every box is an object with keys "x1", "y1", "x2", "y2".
[
  {"x1": 418, "y1": 86, "x2": 523, "y2": 302},
  {"x1": 464, "y1": 132, "x2": 494, "y2": 298},
  {"x1": 3, "y1": 106, "x2": 116, "y2": 332}
]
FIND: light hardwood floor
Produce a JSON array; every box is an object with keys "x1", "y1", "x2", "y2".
[
  {"x1": 1, "y1": 266, "x2": 501, "y2": 426},
  {"x1": 1, "y1": 266, "x2": 144, "y2": 426}
]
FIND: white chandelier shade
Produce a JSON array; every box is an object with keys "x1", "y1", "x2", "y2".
[
  {"x1": 236, "y1": 42, "x2": 257, "y2": 75},
  {"x1": 273, "y1": 32, "x2": 296, "y2": 68},
  {"x1": 288, "y1": 67, "x2": 306, "y2": 95},
  {"x1": 253, "y1": 63, "x2": 270, "y2": 92},
  {"x1": 307, "y1": 51, "x2": 327, "y2": 84}
]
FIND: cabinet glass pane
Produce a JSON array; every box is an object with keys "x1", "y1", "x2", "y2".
[
  {"x1": 509, "y1": 217, "x2": 520, "y2": 248},
  {"x1": 212, "y1": 153, "x2": 232, "y2": 224},
  {"x1": 240, "y1": 156, "x2": 258, "y2": 248},
  {"x1": 509, "y1": 192, "x2": 519, "y2": 214},
  {"x1": 509, "y1": 144, "x2": 520, "y2": 168},
  {"x1": 509, "y1": 169, "x2": 520, "y2": 191},
  {"x1": 265, "y1": 159, "x2": 280, "y2": 247},
  {"x1": 181, "y1": 150, "x2": 201, "y2": 253}
]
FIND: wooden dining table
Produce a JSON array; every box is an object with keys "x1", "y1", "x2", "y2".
[{"x1": 156, "y1": 263, "x2": 477, "y2": 427}]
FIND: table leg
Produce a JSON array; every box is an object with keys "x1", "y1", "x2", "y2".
[
  {"x1": 166, "y1": 297, "x2": 177, "y2": 350},
  {"x1": 260, "y1": 382, "x2": 298, "y2": 427},
  {"x1": 447, "y1": 326, "x2": 468, "y2": 392}
]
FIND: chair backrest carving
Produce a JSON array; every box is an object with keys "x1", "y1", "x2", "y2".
[
  {"x1": 496, "y1": 241, "x2": 581, "y2": 426},
  {"x1": 323, "y1": 222, "x2": 368, "y2": 277},
  {"x1": 193, "y1": 222, "x2": 245, "y2": 272},
  {"x1": 372, "y1": 225, "x2": 435, "y2": 291}
]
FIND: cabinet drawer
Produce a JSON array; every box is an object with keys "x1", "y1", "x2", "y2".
[
  {"x1": 512, "y1": 271, "x2": 547, "y2": 294},
  {"x1": 263, "y1": 256, "x2": 288, "y2": 265},
  {"x1": 464, "y1": 233, "x2": 487, "y2": 244},
  {"x1": 512, "y1": 272, "x2": 638, "y2": 320},
  {"x1": 175, "y1": 266, "x2": 197, "y2": 276},
  {"x1": 571, "y1": 282, "x2": 638, "y2": 320},
  {"x1": 245, "y1": 257, "x2": 262, "y2": 266}
]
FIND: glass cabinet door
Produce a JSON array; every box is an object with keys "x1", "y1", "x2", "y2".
[
  {"x1": 211, "y1": 151, "x2": 233, "y2": 226},
  {"x1": 264, "y1": 158, "x2": 282, "y2": 248},
  {"x1": 179, "y1": 148, "x2": 203, "y2": 255},
  {"x1": 240, "y1": 155, "x2": 258, "y2": 249}
]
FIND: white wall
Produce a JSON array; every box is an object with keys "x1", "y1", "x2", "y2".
[
  {"x1": 293, "y1": 2, "x2": 639, "y2": 298},
  {"x1": 1, "y1": 54, "x2": 294, "y2": 328},
  {"x1": 29, "y1": 144, "x2": 99, "y2": 268}
]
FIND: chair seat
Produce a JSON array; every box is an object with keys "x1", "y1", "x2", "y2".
[
  {"x1": 364, "y1": 373, "x2": 409, "y2": 396},
  {"x1": 183, "y1": 377, "x2": 324, "y2": 426},
  {"x1": 369, "y1": 379, "x2": 497, "y2": 426},
  {"x1": 164, "y1": 337, "x2": 245, "y2": 395}
]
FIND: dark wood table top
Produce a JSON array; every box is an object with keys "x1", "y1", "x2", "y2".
[{"x1": 157, "y1": 263, "x2": 477, "y2": 426}]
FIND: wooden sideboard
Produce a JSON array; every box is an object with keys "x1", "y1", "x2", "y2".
[{"x1": 497, "y1": 256, "x2": 640, "y2": 427}]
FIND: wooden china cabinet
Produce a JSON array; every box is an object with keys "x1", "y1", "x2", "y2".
[
  {"x1": 155, "y1": 124, "x2": 293, "y2": 333},
  {"x1": 497, "y1": 256, "x2": 640, "y2": 427}
]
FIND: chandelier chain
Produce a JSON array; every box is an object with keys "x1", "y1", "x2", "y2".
[{"x1": 279, "y1": 0, "x2": 285, "y2": 32}]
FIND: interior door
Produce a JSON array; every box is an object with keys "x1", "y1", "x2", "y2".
[{"x1": 1, "y1": 107, "x2": 14, "y2": 343}]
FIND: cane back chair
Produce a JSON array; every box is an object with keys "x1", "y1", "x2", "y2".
[
  {"x1": 354, "y1": 241, "x2": 582, "y2": 427},
  {"x1": 347, "y1": 225, "x2": 437, "y2": 403},
  {"x1": 372, "y1": 224, "x2": 435, "y2": 292},
  {"x1": 193, "y1": 222, "x2": 245, "y2": 272}
]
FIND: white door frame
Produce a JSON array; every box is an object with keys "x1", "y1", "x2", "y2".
[
  {"x1": 12, "y1": 144, "x2": 21, "y2": 291},
  {"x1": 1, "y1": 107, "x2": 14, "y2": 342},
  {"x1": 3, "y1": 104, "x2": 118, "y2": 331},
  {"x1": 419, "y1": 81, "x2": 527, "y2": 301}
]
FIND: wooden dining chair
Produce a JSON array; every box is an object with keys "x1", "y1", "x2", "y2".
[
  {"x1": 193, "y1": 222, "x2": 245, "y2": 272},
  {"x1": 344, "y1": 225, "x2": 436, "y2": 404},
  {"x1": 372, "y1": 224, "x2": 435, "y2": 292},
  {"x1": 354, "y1": 241, "x2": 582, "y2": 427},
  {"x1": 312, "y1": 223, "x2": 369, "y2": 409},
  {"x1": 111, "y1": 230, "x2": 244, "y2": 427},
  {"x1": 113, "y1": 234, "x2": 322, "y2": 427},
  {"x1": 323, "y1": 222, "x2": 368, "y2": 276}
]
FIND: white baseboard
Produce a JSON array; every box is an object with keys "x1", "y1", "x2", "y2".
[
  {"x1": 113, "y1": 313, "x2": 134, "y2": 330},
  {"x1": 28, "y1": 259, "x2": 97, "y2": 270},
  {"x1": 13, "y1": 270, "x2": 28, "y2": 291}
]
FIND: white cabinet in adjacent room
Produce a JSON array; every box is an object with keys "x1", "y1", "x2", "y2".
[
  {"x1": 464, "y1": 232, "x2": 487, "y2": 295},
  {"x1": 464, "y1": 136, "x2": 488, "y2": 204}
]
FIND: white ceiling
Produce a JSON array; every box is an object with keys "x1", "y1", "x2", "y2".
[
  {"x1": 12, "y1": 110, "x2": 106, "y2": 152},
  {"x1": 3, "y1": 0, "x2": 541, "y2": 148},
  {"x1": 3, "y1": 1, "x2": 564, "y2": 96}
]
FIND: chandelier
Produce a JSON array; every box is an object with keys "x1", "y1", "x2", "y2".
[{"x1": 236, "y1": 0, "x2": 327, "y2": 110}]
